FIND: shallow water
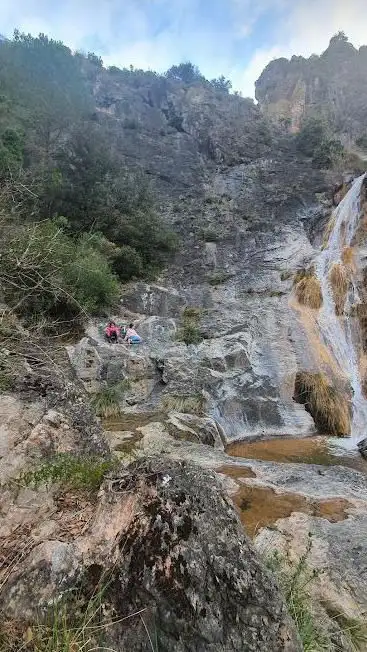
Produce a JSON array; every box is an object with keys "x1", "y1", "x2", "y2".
[
  {"x1": 217, "y1": 468, "x2": 351, "y2": 537},
  {"x1": 226, "y1": 435, "x2": 367, "y2": 473},
  {"x1": 103, "y1": 411, "x2": 164, "y2": 432}
]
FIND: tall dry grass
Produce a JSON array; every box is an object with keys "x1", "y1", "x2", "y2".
[
  {"x1": 329, "y1": 263, "x2": 349, "y2": 316},
  {"x1": 294, "y1": 371, "x2": 351, "y2": 436},
  {"x1": 295, "y1": 276, "x2": 323, "y2": 310},
  {"x1": 341, "y1": 246, "x2": 354, "y2": 266}
]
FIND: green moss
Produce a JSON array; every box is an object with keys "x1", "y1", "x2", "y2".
[
  {"x1": 207, "y1": 271, "x2": 233, "y2": 285},
  {"x1": 15, "y1": 453, "x2": 119, "y2": 492}
]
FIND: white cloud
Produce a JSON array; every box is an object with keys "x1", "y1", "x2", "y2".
[{"x1": 0, "y1": 0, "x2": 367, "y2": 97}]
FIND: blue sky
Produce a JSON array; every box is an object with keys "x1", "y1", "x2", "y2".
[{"x1": 1, "y1": 0, "x2": 366, "y2": 97}]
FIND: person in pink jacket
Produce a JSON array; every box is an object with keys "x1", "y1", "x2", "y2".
[{"x1": 105, "y1": 321, "x2": 120, "y2": 343}]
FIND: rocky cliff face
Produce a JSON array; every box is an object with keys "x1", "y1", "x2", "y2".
[
  {"x1": 83, "y1": 66, "x2": 341, "y2": 440},
  {"x1": 256, "y1": 33, "x2": 367, "y2": 142}
]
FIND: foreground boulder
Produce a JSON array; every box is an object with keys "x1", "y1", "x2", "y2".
[
  {"x1": 1, "y1": 457, "x2": 300, "y2": 651},
  {"x1": 358, "y1": 437, "x2": 367, "y2": 458}
]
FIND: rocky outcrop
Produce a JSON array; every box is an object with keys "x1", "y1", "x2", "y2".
[
  {"x1": 67, "y1": 147, "x2": 336, "y2": 442},
  {"x1": 256, "y1": 33, "x2": 367, "y2": 143},
  {"x1": 256, "y1": 510, "x2": 367, "y2": 649},
  {"x1": 1, "y1": 455, "x2": 301, "y2": 651}
]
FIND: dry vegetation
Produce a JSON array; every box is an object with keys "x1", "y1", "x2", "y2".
[
  {"x1": 160, "y1": 393, "x2": 206, "y2": 415},
  {"x1": 294, "y1": 271, "x2": 323, "y2": 310},
  {"x1": 322, "y1": 214, "x2": 336, "y2": 249},
  {"x1": 341, "y1": 246, "x2": 354, "y2": 266},
  {"x1": 329, "y1": 262, "x2": 349, "y2": 316},
  {"x1": 294, "y1": 371, "x2": 351, "y2": 436}
]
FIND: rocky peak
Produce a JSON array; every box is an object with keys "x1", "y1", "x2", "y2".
[{"x1": 256, "y1": 33, "x2": 367, "y2": 142}]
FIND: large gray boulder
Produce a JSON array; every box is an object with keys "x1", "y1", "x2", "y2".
[
  {"x1": 1, "y1": 456, "x2": 301, "y2": 651},
  {"x1": 100, "y1": 458, "x2": 301, "y2": 651}
]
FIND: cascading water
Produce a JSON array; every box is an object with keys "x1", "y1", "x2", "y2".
[{"x1": 315, "y1": 172, "x2": 367, "y2": 441}]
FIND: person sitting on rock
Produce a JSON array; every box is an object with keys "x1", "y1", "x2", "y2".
[
  {"x1": 105, "y1": 321, "x2": 120, "y2": 343},
  {"x1": 124, "y1": 323, "x2": 142, "y2": 345}
]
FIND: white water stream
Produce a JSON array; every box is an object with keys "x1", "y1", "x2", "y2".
[{"x1": 315, "y1": 173, "x2": 367, "y2": 441}]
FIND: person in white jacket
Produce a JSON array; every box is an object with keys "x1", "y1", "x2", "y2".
[{"x1": 124, "y1": 323, "x2": 142, "y2": 345}]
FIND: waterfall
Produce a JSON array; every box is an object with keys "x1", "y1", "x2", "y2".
[{"x1": 315, "y1": 173, "x2": 367, "y2": 440}]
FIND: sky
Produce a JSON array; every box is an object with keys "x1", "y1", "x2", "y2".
[{"x1": 0, "y1": 0, "x2": 366, "y2": 98}]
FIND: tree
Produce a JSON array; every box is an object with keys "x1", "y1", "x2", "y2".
[
  {"x1": 296, "y1": 118, "x2": 325, "y2": 157},
  {"x1": 329, "y1": 31, "x2": 349, "y2": 47},
  {"x1": 0, "y1": 217, "x2": 119, "y2": 322},
  {"x1": 87, "y1": 52, "x2": 103, "y2": 68},
  {"x1": 210, "y1": 76, "x2": 232, "y2": 93},
  {"x1": 165, "y1": 62, "x2": 204, "y2": 84},
  {"x1": 0, "y1": 32, "x2": 92, "y2": 160}
]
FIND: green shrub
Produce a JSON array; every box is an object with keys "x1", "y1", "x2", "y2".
[
  {"x1": 16, "y1": 453, "x2": 118, "y2": 492},
  {"x1": 356, "y1": 134, "x2": 367, "y2": 149},
  {"x1": 296, "y1": 118, "x2": 326, "y2": 157},
  {"x1": 91, "y1": 380, "x2": 130, "y2": 419},
  {"x1": 200, "y1": 227, "x2": 220, "y2": 242},
  {"x1": 165, "y1": 62, "x2": 204, "y2": 84},
  {"x1": 113, "y1": 245, "x2": 144, "y2": 280},
  {"x1": 177, "y1": 322, "x2": 203, "y2": 345},
  {"x1": 207, "y1": 271, "x2": 233, "y2": 285},
  {"x1": 66, "y1": 240, "x2": 120, "y2": 315},
  {"x1": 182, "y1": 306, "x2": 201, "y2": 321},
  {"x1": 0, "y1": 219, "x2": 119, "y2": 324},
  {"x1": 295, "y1": 118, "x2": 344, "y2": 169},
  {"x1": 210, "y1": 75, "x2": 232, "y2": 93},
  {"x1": 312, "y1": 139, "x2": 344, "y2": 169},
  {"x1": 0, "y1": 128, "x2": 24, "y2": 178},
  {"x1": 176, "y1": 306, "x2": 203, "y2": 345}
]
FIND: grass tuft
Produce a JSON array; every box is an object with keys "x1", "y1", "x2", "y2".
[
  {"x1": 294, "y1": 371, "x2": 351, "y2": 436},
  {"x1": 160, "y1": 393, "x2": 205, "y2": 415},
  {"x1": 294, "y1": 274, "x2": 323, "y2": 310},
  {"x1": 91, "y1": 380, "x2": 130, "y2": 419},
  {"x1": 329, "y1": 262, "x2": 349, "y2": 316},
  {"x1": 0, "y1": 581, "x2": 119, "y2": 652},
  {"x1": 266, "y1": 537, "x2": 329, "y2": 651},
  {"x1": 322, "y1": 214, "x2": 336, "y2": 249}
]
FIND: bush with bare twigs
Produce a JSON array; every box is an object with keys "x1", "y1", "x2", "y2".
[{"x1": 0, "y1": 218, "x2": 119, "y2": 326}]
